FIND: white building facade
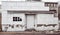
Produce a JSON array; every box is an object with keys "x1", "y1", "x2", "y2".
[{"x1": 1, "y1": 1, "x2": 58, "y2": 32}]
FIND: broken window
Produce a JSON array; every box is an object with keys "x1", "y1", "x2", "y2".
[{"x1": 13, "y1": 17, "x2": 22, "y2": 21}]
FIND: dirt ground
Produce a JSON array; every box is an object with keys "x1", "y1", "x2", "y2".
[{"x1": 0, "y1": 32, "x2": 60, "y2": 35}]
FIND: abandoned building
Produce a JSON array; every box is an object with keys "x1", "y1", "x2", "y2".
[{"x1": 0, "y1": 0, "x2": 59, "y2": 32}]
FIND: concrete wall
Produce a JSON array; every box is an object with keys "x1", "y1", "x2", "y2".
[
  {"x1": 2, "y1": 13, "x2": 26, "y2": 31},
  {"x1": 2, "y1": 1, "x2": 49, "y2": 11},
  {"x1": 1, "y1": 1, "x2": 58, "y2": 31},
  {"x1": 7, "y1": 13, "x2": 25, "y2": 25},
  {"x1": 35, "y1": 14, "x2": 58, "y2": 31},
  {"x1": 36, "y1": 14, "x2": 58, "y2": 24},
  {"x1": 2, "y1": 13, "x2": 58, "y2": 31}
]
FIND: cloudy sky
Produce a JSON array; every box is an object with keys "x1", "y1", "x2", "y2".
[{"x1": 0, "y1": 0, "x2": 59, "y2": 4}]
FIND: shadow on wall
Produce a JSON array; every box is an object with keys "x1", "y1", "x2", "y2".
[
  {"x1": 58, "y1": 14, "x2": 60, "y2": 20},
  {"x1": 0, "y1": 13, "x2": 2, "y2": 32}
]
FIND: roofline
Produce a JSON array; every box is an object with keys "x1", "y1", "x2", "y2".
[{"x1": 8, "y1": 10, "x2": 55, "y2": 14}]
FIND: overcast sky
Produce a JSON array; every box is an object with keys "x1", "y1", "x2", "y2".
[{"x1": 0, "y1": 0, "x2": 59, "y2": 4}]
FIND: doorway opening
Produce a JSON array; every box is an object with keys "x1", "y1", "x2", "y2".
[{"x1": 25, "y1": 14, "x2": 36, "y2": 31}]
